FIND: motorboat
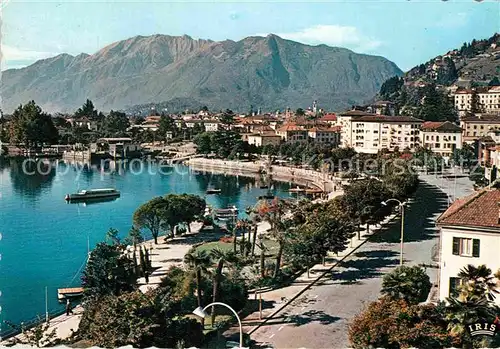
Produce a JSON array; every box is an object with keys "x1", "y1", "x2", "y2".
[{"x1": 65, "y1": 188, "x2": 120, "y2": 201}]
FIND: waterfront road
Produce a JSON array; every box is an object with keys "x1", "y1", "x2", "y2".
[{"x1": 251, "y1": 172, "x2": 474, "y2": 348}]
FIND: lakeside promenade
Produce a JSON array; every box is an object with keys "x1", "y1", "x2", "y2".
[
  {"x1": 187, "y1": 158, "x2": 343, "y2": 199},
  {"x1": 1, "y1": 159, "x2": 343, "y2": 345}
]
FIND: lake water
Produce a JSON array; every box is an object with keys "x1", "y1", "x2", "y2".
[{"x1": 0, "y1": 158, "x2": 291, "y2": 334}]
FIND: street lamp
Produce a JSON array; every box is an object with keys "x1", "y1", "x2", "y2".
[
  {"x1": 192, "y1": 302, "x2": 243, "y2": 348},
  {"x1": 381, "y1": 198, "x2": 405, "y2": 266}
]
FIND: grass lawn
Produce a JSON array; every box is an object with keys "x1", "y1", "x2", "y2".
[
  {"x1": 195, "y1": 241, "x2": 234, "y2": 254},
  {"x1": 195, "y1": 238, "x2": 280, "y2": 257}
]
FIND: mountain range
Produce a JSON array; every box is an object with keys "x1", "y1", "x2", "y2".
[{"x1": 0, "y1": 34, "x2": 402, "y2": 113}]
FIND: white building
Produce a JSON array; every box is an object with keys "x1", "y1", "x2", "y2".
[
  {"x1": 420, "y1": 121, "x2": 462, "y2": 157},
  {"x1": 437, "y1": 189, "x2": 500, "y2": 305},
  {"x1": 307, "y1": 126, "x2": 341, "y2": 146},
  {"x1": 453, "y1": 87, "x2": 500, "y2": 116},
  {"x1": 338, "y1": 111, "x2": 423, "y2": 153},
  {"x1": 276, "y1": 124, "x2": 308, "y2": 143},
  {"x1": 247, "y1": 133, "x2": 282, "y2": 147}
]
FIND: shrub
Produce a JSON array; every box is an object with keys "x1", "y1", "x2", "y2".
[
  {"x1": 349, "y1": 297, "x2": 457, "y2": 349},
  {"x1": 381, "y1": 265, "x2": 432, "y2": 304}
]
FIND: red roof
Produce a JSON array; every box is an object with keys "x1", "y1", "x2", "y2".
[
  {"x1": 421, "y1": 121, "x2": 462, "y2": 132},
  {"x1": 437, "y1": 189, "x2": 500, "y2": 229},
  {"x1": 320, "y1": 113, "x2": 337, "y2": 121},
  {"x1": 277, "y1": 124, "x2": 305, "y2": 132},
  {"x1": 308, "y1": 126, "x2": 340, "y2": 133}
]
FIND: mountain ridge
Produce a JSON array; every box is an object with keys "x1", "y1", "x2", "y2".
[{"x1": 1, "y1": 33, "x2": 402, "y2": 113}]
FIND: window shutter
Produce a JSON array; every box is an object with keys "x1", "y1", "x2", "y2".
[
  {"x1": 472, "y1": 239, "x2": 480, "y2": 257},
  {"x1": 449, "y1": 277, "x2": 459, "y2": 296},
  {"x1": 452, "y1": 237, "x2": 460, "y2": 255}
]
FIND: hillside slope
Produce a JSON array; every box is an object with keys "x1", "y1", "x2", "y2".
[{"x1": 1, "y1": 34, "x2": 402, "y2": 113}]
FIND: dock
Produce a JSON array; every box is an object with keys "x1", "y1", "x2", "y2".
[{"x1": 57, "y1": 287, "x2": 84, "y2": 301}]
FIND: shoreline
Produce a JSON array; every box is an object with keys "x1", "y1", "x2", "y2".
[{"x1": 187, "y1": 158, "x2": 342, "y2": 199}]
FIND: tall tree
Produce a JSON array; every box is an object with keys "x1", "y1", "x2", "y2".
[
  {"x1": 133, "y1": 197, "x2": 167, "y2": 244},
  {"x1": 209, "y1": 248, "x2": 238, "y2": 325},
  {"x1": 220, "y1": 109, "x2": 235, "y2": 127},
  {"x1": 9, "y1": 101, "x2": 58, "y2": 148},
  {"x1": 81, "y1": 242, "x2": 137, "y2": 299},
  {"x1": 179, "y1": 194, "x2": 206, "y2": 233},
  {"x1": 75, "y1": 99, "x2": 100, "y2": 120},
  {"x1": 102, "y1": 110, "x2": 130, "y2": 135},
  {"x1": 184, "y1": 249, "x2": 211, "y2": 308},
  {"x1": 158, "y1": 114, "x2": 175, "y2": 140}
]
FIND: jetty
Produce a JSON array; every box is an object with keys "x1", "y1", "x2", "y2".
[{"x1": 57, "y1": 287, "x2": 84, "y2": 301}]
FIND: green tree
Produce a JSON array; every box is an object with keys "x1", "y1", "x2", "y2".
[
  {"x1": 453, "y1": 143, "x2": 477, "y2": 168},
  {"x1": 445, "y1": 264, "x2": 500, "y2": 347},
  {"x1": 489, "y1": 77, "x2": 500, "y2": 86},
  {"x1": 209, "y1": 248, "x2": 238, "y2": 325},
  {"x1": 9, "y1": 101, "x2": 59, "y2": 148},
  {"x1": 179, "y1": 194, "x2": 206, "y2": 233},
  {"x1": 133, "y1": 197, "x2": 168, "y2": 244},
  {"x1": 194, "y1": 132, "x2": 212, "y2": 154},
  {"x1": 158, "y1": 114, "x2": 175, "y2": 140},
  {"x1": 415, "y1": 84, "x2": 457, "y2": 122},
  {"x1": 81, "y1": 242, "x2": 137, "y2": 299},
  {"x1": 220, "y1": 109, "x2": 236, "y2": 127},
  {"x1": 381, "y1": 265, "x2": 432, "y2": 304},
  {"x1": 470, "y1": 89, "x2": 483, "y2": 114},
  {"x1": 349, "y1": 297, "x2": 457, "y2": 349},
  {"x1": 295, "y1": 108, "x2": 305, "y2": 116},
  {"x1": 76, "y1": 291, "x2": 204, "y2": 348},
  {"x1": 184, "y1": 249, "x2": 211, "y2": 308},
  {"x1": 75, "y1": 99, "x2": 100, "y2": 120},
  {"x1": 102, "y1": 110, "x2": 130, "y2": 135}
]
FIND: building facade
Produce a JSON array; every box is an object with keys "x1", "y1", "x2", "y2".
[
  {"x1": 460, "y1": 114, "x2": 500, "y2": 143},
  {"x1": 339, "y1": 111, "x2": 423, "y2": 153},
  {"x1": 307, "y1": 127, "x2": 341, "y2": 146},
  {"x1": 276, "y1": 125, "x2": 308, "y2": 142},
  {"x1": 453, "y1": 87, "x2": 500, "y2": 116},
  {"x1": 247, "y1": 133, "x2": 282, "y2": 147},
  {"x1": 437, "y1": 189, "x2": 500, "y2": 306},
  {"x1": 420, "y1": 121, "x2": 463, "y2": 157}
]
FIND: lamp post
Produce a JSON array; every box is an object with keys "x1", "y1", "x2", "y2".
[
  {"x1": 193, "y1": 302, "x2": 243, "y2": 348},
  {"x1": 382, "y1": 198, "x2": 405, "y2": 266}
]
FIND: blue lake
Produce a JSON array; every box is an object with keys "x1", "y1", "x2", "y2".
[{"x1": 0, "y1": 158, "x2": 291, "y2": 333}]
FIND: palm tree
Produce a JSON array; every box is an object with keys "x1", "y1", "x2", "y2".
[
  {"x1": 184, "y1": 249, "x2": 211, "y2": 308},
  {"x1": 209, "y1": 248, "x2": 238, "y2": 326},
  {"x1": 458, "y1": 264, "x2": 498, "y2": 301},
  {"x1": 257, "y1": 198, "x2": 289, "y2": 278}
]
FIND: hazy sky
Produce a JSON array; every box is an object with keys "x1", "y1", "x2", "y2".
[{"x1": 1, "y1": 0, "x2": 499, "y2": 71}]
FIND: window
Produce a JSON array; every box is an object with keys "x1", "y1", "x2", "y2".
[
  {"x1": 452, "y1": 237, "x2": 480, "y2": 257},
  {"x1": 449, "y1": 277, "x2": 461, "y2": 297}
]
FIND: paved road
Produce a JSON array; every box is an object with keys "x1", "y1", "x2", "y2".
[{"x1": 251, "y1": 173, "x2": 474, "y2": 349}]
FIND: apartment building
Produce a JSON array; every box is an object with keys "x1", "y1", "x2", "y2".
[
  {"x1": 307, "y1": 126, "x2": 341, "y2": 146},
  {"x1": 453, "y1": 87, "x2": 500, "y2": 116},
  {"x1": 420, "y1": 121, "x2": 462, "y2": 157},
  {"x1": 437, "y1": 189, "x2": 500, "y2": 306},
  {"x1": 247, "y1": 133, "x2": 282, "y2": 147},
  {"x1": 339, "y1": 111, "x2": 423, "y2": 153},
  {"x1": 276, "y1": 124, "x2": 308, "y2": 142},
  {"x1": 460, "y1": 114, "x2": 500, "y2": 142}
]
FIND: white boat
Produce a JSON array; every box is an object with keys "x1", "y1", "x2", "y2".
[{"x1": 65, "y1": 188, "x2": 120, "y2": 201}]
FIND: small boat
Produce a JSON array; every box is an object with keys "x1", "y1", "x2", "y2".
[
  {"x1": 305, "y1": 188, "x2": 323, "y2": 195},
  {"x1": 258, "y1": 194, "x2": 275, "y2": 200},
  {"x1": 289, "y1": 186, "x2": 305, "y2": 193},
  {"x1": 259, "y1": 185, "x2": 269, "y2": 189},
  {"x1": 215, "y1": 206, "x2": 238, "y2": 220},
  {"x1": 57, "y1": 287, "x2": 84, "y2": 302},
  {"x1": 65, "y1": 188, "x2": 120, "y2": 201},
  {"x1": 206, "y1": 188, "x2": 221, "y2": 194}
]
